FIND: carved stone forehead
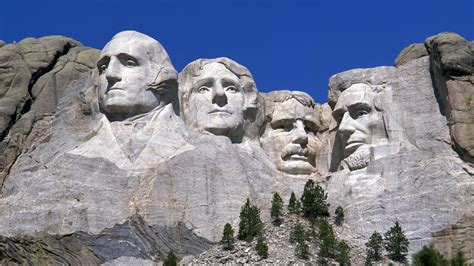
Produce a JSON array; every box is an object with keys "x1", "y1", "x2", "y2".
[
  {"x1": 334, "y1": 83, "x2": 375, "y2": 111},
  {"x1": 99, "y1": 31, "x2": 170, "y2": 65},
  {"x1": 193, "y1": 62, "x2": 240, "y2": 82},
  {"x1": 272, "y1": 98, "x2": 316, "y2": 122}
]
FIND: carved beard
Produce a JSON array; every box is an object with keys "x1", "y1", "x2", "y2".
[{"x1": 340, "y1": 145, "x2": 370, "y2": 171}]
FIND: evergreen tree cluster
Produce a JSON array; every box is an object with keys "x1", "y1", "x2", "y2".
[
  {"x1": 412, "y1": 245, "x2": 468, "y2": 266},
  {"x1": 285, "y1": 180, "x2": 350, "y2": 264},
  {"x1": 365, "y1": 221, "x2": 410, "y2": 265},
  {"x1": 218, "y1": 179, "x2": 468, "y2": 265},
  {"x1": 237, "y1": 198, "x2": 263, "y2": 242}
]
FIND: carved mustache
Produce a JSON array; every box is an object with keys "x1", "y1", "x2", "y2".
[{"x1": 281, "y1": 145, "x2": 315, "y2": 160}]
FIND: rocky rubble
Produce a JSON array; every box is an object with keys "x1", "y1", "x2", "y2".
[{"x1": 191, "y1": 212, "x2": 366, "y2": 265}]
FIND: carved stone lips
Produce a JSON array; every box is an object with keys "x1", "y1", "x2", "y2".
[
  {"x1": 107, "y1": 86, "x2": 123, "y2": 92},
  {"x1": 208, "y1": 109, "x2": 231, "y2": 115},
  {"x1": 283, "y1": 149, "x2": 310, "y2": 161},
  {"x1": 344, "y1": 140, "x2": 364, "y2": 153}
]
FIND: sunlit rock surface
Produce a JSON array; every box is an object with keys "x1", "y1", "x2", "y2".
[{"x1": 0, "y1": 31, "x2": 472, "y2": 264}]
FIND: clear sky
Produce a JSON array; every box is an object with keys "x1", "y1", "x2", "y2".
[{"x1": 0, "y1": 0, "x2": 472, "y2": 104}]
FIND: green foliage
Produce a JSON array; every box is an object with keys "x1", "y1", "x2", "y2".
[
  {"x1": 289, "y1": 222, "x2": 308, "y2": 243},
  {"x1": 221, "y1": 223, "x2": 235, "y2": 250},
  {"x1": 295, "y1": 240, "x2": 309, "y2": 259},
  {"x1": 450, "y1": 251, "x2": 468, "y2": 266},
  {"x1": 412, "y1": 245, "x2": 448, "y2": 266},
  {"x1": 256, "y1": 236, "x2": 268, "y2": 259},
  {"x1": 271, "y1": 192, "x2": 284, "y2": 225},
  {"x1": 238, "y1": 198, "x2": 263, "y2": 242},
  {"x1": 335, "y1": 206, "x2": 344, "y2": 226},
  {"x1": 384, "y1": 221, "x2": 409, "y2": 263},
  {"x1": 164, "y1": 250, "x2": 177, "y2": 266},
  {"x1": 300, "y1": 179, "x2": 330, "y2": 218},
  {"x1": 336, "y1": 240, "x2": 351, "y2": 266},
  {"x1": 365, "y1": 231, "x2": 383, "y2": 265},
  {"x1": 288, "y1": 191, "x2": 300, "y2": 214},
  {"x1": 318, "y1": 218, "x2": 337, "y2": 259}
]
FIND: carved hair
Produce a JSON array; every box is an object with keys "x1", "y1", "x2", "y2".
[
  {"x1": 262, "y1": 90, "x2": 316, "y2": 119},
  {"x1": 261, "y1": 90, "x2": 320, "y2": 136}
]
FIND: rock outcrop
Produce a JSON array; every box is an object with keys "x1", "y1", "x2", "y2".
[{"x1": 0, "y1": 31, "x2": 472, "y2": 264}]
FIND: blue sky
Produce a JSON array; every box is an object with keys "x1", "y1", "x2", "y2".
[{"x1": 0, "y1": 0, "x2": 472, "y2": 103}]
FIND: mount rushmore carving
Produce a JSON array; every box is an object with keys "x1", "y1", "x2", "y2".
[{"x1": 0, "y1": 30, "x2": 472, "y2": 263}]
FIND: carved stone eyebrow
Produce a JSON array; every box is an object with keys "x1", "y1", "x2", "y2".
[
  {"x1": 192, "y1": 77, "x2": 214, "y2": 91},
  {"x1": 96, "y1": 56, "x2": 110, "y2": 70},
  {"x1": 347, "y1": 101, "x2": 372, "y2": 111}
]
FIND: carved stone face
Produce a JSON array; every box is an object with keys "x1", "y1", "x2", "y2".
[
  {"x1": 260, "y1": 98, "x2": 318, "y2": 175},
  {"x1": 333, "y1": 83, "x2": 387, "y2": 170},
  {"x1": 97, "y1": 34, "x2": 158, "y2": 117},
  {"x1": 187, "y1": 63, "x2": 245, "y2": 137}
]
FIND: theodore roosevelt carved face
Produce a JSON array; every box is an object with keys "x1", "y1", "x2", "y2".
[
  {"x1": 97, "y1": 31, "x2": 177, "y2": 121},
  {"x1": 179, "y1": 58, "x2": 258, "y2": 143},
  {"x1": 260, "y1": 91, "x2": 320, "y2": 175},
  {"x1": 332, "y1": 83, "x2": 388, "y2": 170}
]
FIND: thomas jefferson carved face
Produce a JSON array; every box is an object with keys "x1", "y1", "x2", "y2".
[
  {"x1": 97, "y1": 31, "x2": 177, "y2": 120},
  {"x1": 260, "y1": 92, "x2": 319, "y2": 175},
  {"x1": 187, "y1": 63, "x2": 245, "y2": 136},
  {"x1": 179, "y1": 58, "x2": 259, "y2": 142},
  {"x1": 332, "y1": 83, "x2": 387, "y2": 170}
]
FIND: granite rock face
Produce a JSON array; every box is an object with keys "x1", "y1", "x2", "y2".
[
  {"x1": 326, "y1": 56, "x2": 473, "y2": 259},
  {"x1": 0, "y1": 36, "x2": 99, "y2": 190},
  {"x1": 425, "y1": 32, "x2": 474, "y2": 163},
  {"x1": 0, "y1": 31, "x2": 473, "y2": 264}
]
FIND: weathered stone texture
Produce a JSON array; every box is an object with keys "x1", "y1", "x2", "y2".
[
  {"x1": 0, "y1": 32, "x2": 472, "y2": 264},
  {"x1": 425, "y1": 32, "x2": 474, "y2": 163},
  {"x1": 394, "y1": 43, "x2": 428, "y2": 66},
  {"x1": 0, "y1": 36, "x2": 99, "y2": 190}
]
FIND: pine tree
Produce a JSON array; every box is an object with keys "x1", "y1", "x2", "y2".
[
  {"x1": 336, "y1": 240, "x2": 351, "y2": 266},
  {"x1": 300, "y1": 179, "x2": 329, "y2": 218},
  {"x1": 384, "y1": 221, "x2": 409, "y2": 263},
  {"x1": 221, "y1": 223, "x2": 235, "y2": 250},
  {"x1": 164, "y1": 250, "x2": 178, "y2": 266},
  {"x1": 271, "y1": 192, "x2": 284, "y2": 225},
  {"x1": 295, "y1": 240, "x2": 309, "y2": 259},
  {"x1": 318, "y1": 218, "x2": 337, "y2": 259},
  {"x1": 335, "y1": 206, "x2": 344, "y2": 226},
  {"x1": 365, "y1": 231, "x2": 383, "y2": 265},
  {"x1": 450, "y1": 251, "x2": 468, "y2": 266},
  {"x1": 238, "y1": 198, "x2": 263, "y2": 242},
  {"x1": 412, "y1": 245, "x2": 448, "y2": 266},
  {"x1": 288, "y1": 191, "x2": 300, "y2": 214},
  {"x1": 289, "y1": 222, "x2": 307, "y2": 243},
  {"x1": 255, "y1": 236, "x2": 269, "y2": 259}
]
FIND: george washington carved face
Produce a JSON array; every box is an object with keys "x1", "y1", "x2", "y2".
[{"x1": 97, "y1": 31, "x2": 177, "y2": 121}]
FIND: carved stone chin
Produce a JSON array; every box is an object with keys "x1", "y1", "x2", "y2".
[{"x1": 340, "y1": 144, "x2": 370, "y2": 171}]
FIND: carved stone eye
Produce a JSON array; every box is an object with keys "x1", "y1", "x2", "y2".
[
  {"x1": 225, "y1": 86, "x2": 238, "y2": 93},
  {"x1": 126, "y1": 59, "x2": 137, "y2": 67},
  {"x1": 99, "y1": 64, "x2": 107, "y2": 72},
  {"x1": 356, "y1": 109, "x2": 369, "y2": 117},
  {"x1": 198, "y1": 86, "x2": 210, "y2": 93}
]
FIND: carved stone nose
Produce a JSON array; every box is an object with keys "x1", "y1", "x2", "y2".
[
  {"x1": 212, "y1": 85, "x2": 227, "y2": 106},
  {"x1": 105, "y1": 58, "x2": 122, "y2": 84},
  {"x1": 292, "y1": 121, "x2": 308, "y2": 145},
  {"x1": 338, "y1": 112, "x2": 356, "y2": 136}
]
